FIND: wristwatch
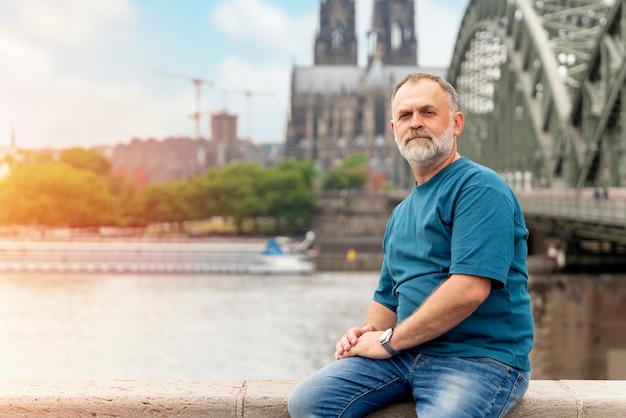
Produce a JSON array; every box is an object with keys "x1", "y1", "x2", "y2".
[{"x1": 378, "y1": 328, "x2": 400, "y2": 356}]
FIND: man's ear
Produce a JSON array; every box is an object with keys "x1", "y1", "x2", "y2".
[{"x1": 453, "y1": 112, "x2": 465, "y2": 137}]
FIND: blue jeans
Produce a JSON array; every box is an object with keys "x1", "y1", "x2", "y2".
[{"x1": 288, "y1": 353, "x2": 529, "y2": 417}]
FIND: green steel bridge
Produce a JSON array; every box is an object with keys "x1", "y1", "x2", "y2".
[{"x1": 448, "y1": 0, "x2": 625, "y2": 269}]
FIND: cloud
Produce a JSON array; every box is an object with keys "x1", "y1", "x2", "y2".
[
  {"x1": 0, "y1": 35, "x2": 52, "y2": 93},
  {"x1": 210, "y1": 0, "x2": 315, "y2": 59},
  {"x1": 0, "y1": 0, "x2": 145, "y2": 148},
  {"x1": 207, "y1": 0, "x2": 319, "y2": 141},
  {"x1": 3, "y1": 76, "x2": 193, "y2": 149},
  {"x1": 3, "y1": 0, "x2": 134, "y2": 44}
]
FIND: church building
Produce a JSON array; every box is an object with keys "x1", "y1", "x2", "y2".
[{"x1": 284, "y1": 0, "x2": 447, "y2": 187}]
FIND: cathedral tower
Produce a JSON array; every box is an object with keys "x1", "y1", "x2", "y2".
[
  {"x1": 314, "y1": 0, "x2": 358, "y2": 65},
  {"x1": 368, "y1": 0, "x2": 418, "y2": 66}
]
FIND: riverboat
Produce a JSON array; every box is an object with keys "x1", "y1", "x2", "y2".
[{"x1": 0, "y1": 233, "x2": 316, "y2": 275}]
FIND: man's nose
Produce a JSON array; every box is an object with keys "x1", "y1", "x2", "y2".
[{"x1": 409, "y1": 113, "x2": 424, "y2": 129}]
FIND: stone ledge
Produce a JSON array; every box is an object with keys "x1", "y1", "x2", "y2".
[{"x1": 0, "y1": 379, "x2": 624, "y2": 417}]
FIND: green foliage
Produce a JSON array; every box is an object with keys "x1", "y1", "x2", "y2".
[
  {"x1": 207, "y1": 162, "x2": 265, "y2": 232},
  {"x1": 273, "y1": 158, "x2": 315, "y2": 185},
  {"x1": 188, "y1": 160, "x2": 316, "y2": 234},
  {"x1": 59, "y1": 147, "x2": 112, "y2": 176},
  {"x1": 0, "y1": 162, "x2": 115, "y2": 227},
  {"x1": 126, "y1": 181, "x2": 193, "y2": 225},
  {"x1": 261, "y1": 161, "x2": 316, "y2": 232},
  {"x1": 343, "y1": 153, "x2": 368, "y2": 169},
  {"x1": 321, "y1": 153, "x2": 368, "y2": 191},
  {"x1": 321, "y1": 167, "x2": 351, "y2": 190},
  {"x1": 321, "y1": 167, "x2": 367, "y2": 191},
  {"x1": 107, "y1": 173, "x2": 136, "y2": 225},
  {"x1": 0, "y1": 154, "x2": 317, "y2": 235}
]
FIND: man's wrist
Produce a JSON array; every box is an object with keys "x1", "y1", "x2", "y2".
[{"x1": 378, "y1": 328, "x2": 400, "y2": 355}]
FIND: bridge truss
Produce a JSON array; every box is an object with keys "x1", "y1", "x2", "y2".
[{"x1": 448, "y1": 0, "x2": 624, "y2": 189}]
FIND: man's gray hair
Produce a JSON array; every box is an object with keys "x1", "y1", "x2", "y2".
[{"x1": 391, "y1": 73, "x2": 459, "y2": 113}]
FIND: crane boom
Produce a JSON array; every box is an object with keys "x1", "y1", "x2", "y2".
[{"x1": 151, "y1": 70, "x2": 213, "y2": 139}]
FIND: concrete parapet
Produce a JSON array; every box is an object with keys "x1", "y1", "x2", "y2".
[{"x1": 0, "y1": 379, "x2": 625, "y2": 417}]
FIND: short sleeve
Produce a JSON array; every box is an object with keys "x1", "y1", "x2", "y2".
[{"x1": 449, "y1": 183, "x2": 516, "y2": 287}]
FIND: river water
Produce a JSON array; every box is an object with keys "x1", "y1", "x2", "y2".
[{"x1": 0, "y1": 271, "x2": 380, "y2": 380}]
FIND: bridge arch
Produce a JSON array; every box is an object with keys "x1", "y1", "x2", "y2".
[{"x1": 448, "y1": 0, "x2": 624, "y2": 189}]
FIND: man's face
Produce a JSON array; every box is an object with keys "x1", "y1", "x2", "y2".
[{"x1": 390, "y1": 79, "x2": 463, "y2": 167}]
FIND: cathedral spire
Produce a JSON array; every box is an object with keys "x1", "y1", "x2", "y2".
[
  {"x1": 314, "y1": 0, "x2": 358, "y2": 65},
  {"x1": 368, "y1": 0, "x2": 418, "y2": 66}
]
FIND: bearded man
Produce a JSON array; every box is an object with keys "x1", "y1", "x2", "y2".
[{"x1": 288, "y1": 73, "x2": 534, "y2": 418}]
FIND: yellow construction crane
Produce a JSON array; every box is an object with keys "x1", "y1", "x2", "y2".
[{"x1": 152, "y1": 70, "x2": 213, "y2": 139}]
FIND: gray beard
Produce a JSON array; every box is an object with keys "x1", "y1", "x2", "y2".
[{"x1": 398, "y1": 124, "x2": 455, "y2": 167}]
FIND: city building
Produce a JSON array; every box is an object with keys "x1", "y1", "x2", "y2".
[{"x1": 108, "y1": 111, "x2": 274, "y2": 186}]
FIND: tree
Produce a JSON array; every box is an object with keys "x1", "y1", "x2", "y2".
[
  {"x1": 59, "y1": 147, "x2": 112, "y2": 176},
  {"x1": 108, "y1": 173, "x2": 139, "y2": 226},
  {"x1": 321, "y1": 166, "x2": 367, "y2": 190},
  {"x1": 126, "y1": 181, "x2": 193, "y2": 226},
  {"x1": 0, "y1": 162, "x2": 116, "y2": 227},
  {"x1": 343, "y1": 153, "x2": 368, "y2": 169},
  {"x1": 203, "y1": 162, "x2": 265, "y2": 233},
  {"x1": 261, "y1": 160, "x2": 316, "y2": 233},
  {"x1": 321, "y1": 153, "x2": 368, "y2": 191},
  {"x1": 0, "y1": 153, "x2": 319, "y2": 234},
  {"x1": 185, "y1": 159, "x2": 315, "y2": 234}
]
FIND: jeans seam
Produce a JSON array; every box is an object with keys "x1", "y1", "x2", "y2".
[
  {"x1": 407, "y1": 353, "x2": 426, "y2": 382},
  {"x1": 486, "y1": 365, "x2": 510, "y2": 417},
  {"x1": 497, "y1": 373, "x2": 527, "y2": 418},
  {"x1": 338, "y1": 375, "x2": 404, "y2": 418}
]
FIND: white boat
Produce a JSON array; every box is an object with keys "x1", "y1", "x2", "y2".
[{"x1": 0, "y1": 233, "x2": 316, "y2": 275}]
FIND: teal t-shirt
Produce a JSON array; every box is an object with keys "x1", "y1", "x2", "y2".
[{"x1": 373, "y1": 157, "x2": 534, "y2": 370}]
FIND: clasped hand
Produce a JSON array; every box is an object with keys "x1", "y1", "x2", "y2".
[{"x1": 334, "y1": 324, "x2": 392, "y2": 360}]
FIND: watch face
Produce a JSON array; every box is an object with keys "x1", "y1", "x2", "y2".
[{"x1": 379, "y1": 328, "x2": 392, "y2": 343}]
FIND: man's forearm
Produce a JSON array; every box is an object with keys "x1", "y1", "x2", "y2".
[
  {"x1": 391, "y1": 274, "x2": 491, "y2": 351},
  {"x1": 363, "y1": 301, "x2": 397, "y2": 331}
]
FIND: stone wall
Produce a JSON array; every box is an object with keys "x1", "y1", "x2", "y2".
[
  {"x1": 1, "y1": 380, "x2": 624, "y2": 417},
  {"x1": 311, "y1": 192, "x2": 393, "y2": 241},
  {"x1": 312, "y1": 192, "x2": 395, "y2": 270}
]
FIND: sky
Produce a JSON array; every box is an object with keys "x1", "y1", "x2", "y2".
[{"x1": 0, "y1": 0, "x2": 469, "y2": 150}]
